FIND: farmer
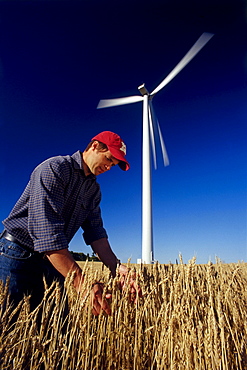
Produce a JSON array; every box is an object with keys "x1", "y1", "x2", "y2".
[{"x1": 0, "y1": 131, "x2": 137, "y2": 315}]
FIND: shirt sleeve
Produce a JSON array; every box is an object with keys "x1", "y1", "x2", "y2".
[
  {"x1": 28, "y1": 157, "x2": 71, "y2": 252},
  {"x1": 82, "y1": 204, "x2": 108, "y2": 245}
]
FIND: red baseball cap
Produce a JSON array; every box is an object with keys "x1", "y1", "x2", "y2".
[{"x1": 91, "y1": 131, "x2": 130, "y2": 171}]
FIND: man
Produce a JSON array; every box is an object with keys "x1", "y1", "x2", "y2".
[{"x1": 0, "y1": 131, "x2": 135, "y2": 315}]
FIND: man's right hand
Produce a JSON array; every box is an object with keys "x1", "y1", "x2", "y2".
[{"x1": 91, "y1": 282, "x2": 112, "y2": 316}]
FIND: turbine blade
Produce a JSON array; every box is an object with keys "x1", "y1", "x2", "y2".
[
  {"x1": 151, "y1": 32, "x2": 214, "y2": 96},
  {"x1": 157, "y1": 121, "x2": 170, "y2": 166},
  {"x1": 150, "y1": 102, "x2": 170, "y2": 167},
  {"x1": 148, "y1": 104, "x2": 157, "y2": 169},
  {"x1": 97, "y1": 96, "x2": 143, "y2": 108}
]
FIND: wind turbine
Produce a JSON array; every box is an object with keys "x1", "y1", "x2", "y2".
[{"x1": 97, "y1": 32, "x2": 214, "y2": 264}]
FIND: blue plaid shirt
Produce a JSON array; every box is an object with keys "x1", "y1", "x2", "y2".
[{"x1": 3, "y1": 151, "x2": 108, "y2": 253}]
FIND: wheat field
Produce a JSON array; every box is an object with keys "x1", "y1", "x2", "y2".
[{"x1": 0, "y1": 258, "x2": 247, "y2": 369}]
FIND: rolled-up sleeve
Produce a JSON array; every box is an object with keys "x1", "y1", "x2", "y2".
[{"x1": 82, "y1": 204, "x2": 108, "y2": 245}]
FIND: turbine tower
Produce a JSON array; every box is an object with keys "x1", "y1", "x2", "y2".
[{"x1": 97, "y1": 32, "x2": 214, "y2": 264}]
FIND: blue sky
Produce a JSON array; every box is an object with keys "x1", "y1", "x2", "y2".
[{"x1": 0, "y1": 0, "x2": 246, "y2": 264}]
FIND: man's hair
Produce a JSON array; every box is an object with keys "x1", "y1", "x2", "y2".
[{"x1": 84, "y1": 140, "x2": 108, "y2": 152}]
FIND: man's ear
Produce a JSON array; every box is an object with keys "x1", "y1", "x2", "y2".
[{"x1": 91, "y1": 141, "x2": 99, "y2": 151}]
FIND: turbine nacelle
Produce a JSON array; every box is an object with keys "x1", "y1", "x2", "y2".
[{"x1": 138, "y1": 83, "x2": 149, "y2": 96}]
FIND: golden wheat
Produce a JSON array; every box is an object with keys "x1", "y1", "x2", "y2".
[{"x1": 0, "y1": 260, "x2": 247, "y2": 369}]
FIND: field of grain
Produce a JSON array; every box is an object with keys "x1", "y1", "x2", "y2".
[{"x1": 1, "y1": 259, "x2": 247, "y2": 369}]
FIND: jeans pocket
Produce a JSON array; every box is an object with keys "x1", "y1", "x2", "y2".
[{"x1": 0, "y1": 239, "x2": 32, "y2": 260}]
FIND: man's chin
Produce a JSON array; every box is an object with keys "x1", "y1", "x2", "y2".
[{"x1": 95, "y1": 167, "x2": 105, "y2": 175}]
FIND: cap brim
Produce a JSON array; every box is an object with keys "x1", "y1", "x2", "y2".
[
  {"x1": 118, "y1": 160, "x2": 130, "y2": 171},
  {"x1": 108, "y1": 147, "x2": 130, "y2": 171}
]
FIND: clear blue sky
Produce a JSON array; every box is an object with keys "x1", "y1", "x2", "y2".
[{"x1": 0, "y1": 0, "x2": 246, "y2": 264}]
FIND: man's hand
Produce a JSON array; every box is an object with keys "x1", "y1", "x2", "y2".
[
  {"x1": 118, "y1": 264, "x2": 142, "y2": 303},
  {"x1": 91, "y1": 282, "x2": 112, "y2": 316}
]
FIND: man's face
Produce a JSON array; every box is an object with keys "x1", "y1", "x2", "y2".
[{"x1": 85, "y1": 142, "x2": 119, "y2": 176}]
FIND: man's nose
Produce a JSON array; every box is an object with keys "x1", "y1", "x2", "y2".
[{"x1": 104, "y1": 164, "x2": 111, "y2": 171}]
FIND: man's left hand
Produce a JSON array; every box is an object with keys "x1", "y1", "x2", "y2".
[{"x1": 118, "y1": 264, "x2": 142, "y2": 303}]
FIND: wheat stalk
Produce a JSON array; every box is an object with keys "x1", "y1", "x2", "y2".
[{"x1": 0, "y1": 259, "x2": 247, "y2": 369}]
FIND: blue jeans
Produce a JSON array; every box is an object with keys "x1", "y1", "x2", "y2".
[{"x1": 0, "y1": 235, "x2": 65, "y2": 310}]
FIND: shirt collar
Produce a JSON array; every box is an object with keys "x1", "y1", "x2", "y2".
[{"x1": 71, "y1": 151, "x2": 96, "y2": 179}]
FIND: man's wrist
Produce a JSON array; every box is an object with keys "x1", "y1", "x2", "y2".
[{"x1": 109, "y1": 258, "x2": 121, "y2": 277}]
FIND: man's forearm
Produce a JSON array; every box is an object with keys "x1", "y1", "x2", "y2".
[
  {"x1": 91, "y1": 238, "x2": 120, "y2": 276},
  {"x1": 45, "y1": 248, "x2": 84, "y2": 293}
]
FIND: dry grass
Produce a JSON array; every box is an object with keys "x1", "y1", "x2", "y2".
[{"x1": 1, "y1": 259, "x2": 247, "y2": 369}]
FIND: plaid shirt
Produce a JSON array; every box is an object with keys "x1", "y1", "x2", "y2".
[{"x1": 3, "y1": 151, "x2": 108, "y2": 253}]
